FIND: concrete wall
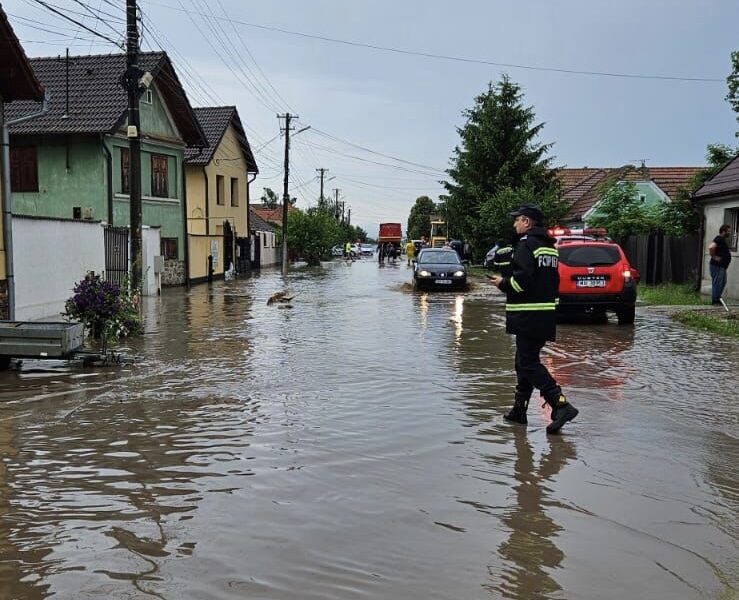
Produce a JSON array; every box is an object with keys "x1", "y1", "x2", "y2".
[
  {"x1": 188, "y1": 234, "x2": 224, "y2": 281},
  {"x1": 10, "y1": 135, "x2": 107, "y2": 221},
  {"x1": 701, "y1": 198, "x2": 739, "y2": 300},
  {"x1": 108, "y1": 137, "x2": 185, "y2": 260},
  {"x1": 13, "y1": 216, "x2": 105, "y2": 320},
  {"x1": 256, "y1": 229, "x2": 280, "y2": 267}
]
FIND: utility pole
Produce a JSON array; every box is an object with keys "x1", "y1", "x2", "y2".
[
  {"x1": 332, "y1": 188, "x2": 340, "y2": 220},
  {"x1": 278, "y1": 113, "x2": 297, "y2": 276},
  {"x1": 347, "y1": 208, "x2": 351, "y2": 227},
  {"x1": 125, "y1": 0, "x2": 142, "y2": 290},
  {"x1": 316, "y1": 168, "x2": 328, "y2": 207}
]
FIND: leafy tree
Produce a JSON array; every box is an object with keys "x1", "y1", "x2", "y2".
[
  {"x1": 260, "y1": 187, "x2": 279, "y2": 209},
  {"x1": 407, "y1": 195, "x2": 436, "y2": 239},
  {"x1": 587, "y1": 182, "x2": 660, "y2": 240},
  {"x1": 443, "y1": 75, "x2": 559, "y2": 257},
  {"x1": 728, "y1": 50, "x2": 739, "y2": 137},
  {"x1": 287, "y1": 208, "x2": 343, "y2": 265}
]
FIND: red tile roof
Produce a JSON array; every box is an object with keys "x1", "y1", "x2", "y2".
[
  {"x1": 558, "y1": 166, "x2": 703, "y2": 222},
  {"x1": 251, "y1": 204, "x2": 297, "y2": 225}
]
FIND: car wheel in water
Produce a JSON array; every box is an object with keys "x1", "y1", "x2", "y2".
[{"x1": 617, "y1": 305, "x2": 635, "y2": 325}]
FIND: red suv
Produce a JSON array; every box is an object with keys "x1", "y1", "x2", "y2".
[{"x1": 553, "y1": 229, "x2": 639, "y2": 324}]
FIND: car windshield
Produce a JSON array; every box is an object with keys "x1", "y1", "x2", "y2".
[
  {"x1": 559, "y1": 245, "x2": 621, "y2": 267},
  {"x1": 419, "y1": 250, "x2": 461, "y2": 265}
]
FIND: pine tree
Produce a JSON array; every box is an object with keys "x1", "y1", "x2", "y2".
[{"x1": 443, "y1": 76, "x2": 561, "y2": 257}]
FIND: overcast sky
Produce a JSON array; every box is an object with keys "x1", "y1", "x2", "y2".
[{"x1": 8, "y1": 0, "x2": 739, "y2": 236}]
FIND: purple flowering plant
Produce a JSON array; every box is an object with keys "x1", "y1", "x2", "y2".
[{"x1": 63, "y1": 273, "x2": 143, "y2": 342}]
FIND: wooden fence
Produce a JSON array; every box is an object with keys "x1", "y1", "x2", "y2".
[{"x1": 620, "y1": 232, "x2": 699, "y2": 286}]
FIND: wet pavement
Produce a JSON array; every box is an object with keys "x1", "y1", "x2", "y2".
[{"x1": 0, "y1": 258, "x2": 737, "y2": 599}]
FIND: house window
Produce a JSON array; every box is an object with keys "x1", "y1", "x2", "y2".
[
  {"x1": 231, "y1": 177, "x2": 239, "y2": 207},
  {"x1": 639, "y1": 193, "x2": 647, "y2": 203},
  {"x1": 216, "y1": 175, "x2": 225, "y2": 205},
  {"x1": 724, "y1": 208, "x2": 739, "y2": 251},
  {"x1": 263, "y1": 234, "x2": 268, "y2": 248},
  {"x1": 10, "y1": 146, "x2": 38, "y2": 192},
  {"x1": 143, "y1": 89, "x2": 153, "y2": 104},
  {"x1": 151, "y1": 154, "x2": 168, "y2": 197},
  {"x1": 121, "y1": 147, "x2": 130, "y2": 194},
  {"x1": 161, "y1": 237, "x2": 178, "y2": 260}
]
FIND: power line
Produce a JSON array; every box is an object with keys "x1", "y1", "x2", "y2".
[
  {"x1": 144, "y1": 0, "x2": 724, "y2": 83},
  {"x1": 26, "y1": 0, "x2": 124, "y2": 48},
  {"x1": 307, "y1": 126, "x2": 445, "y2": 171}
]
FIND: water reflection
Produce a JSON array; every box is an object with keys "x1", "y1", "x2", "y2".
[
  {"x1": 0, "y1": 387, "x2": 260, "y2": 596},
  {"x1": 544, "y1": 324, "x2": 637, "y2": 402},
  {"x1": 492, "y1": 430, "x2": 576, "y2": 599}
]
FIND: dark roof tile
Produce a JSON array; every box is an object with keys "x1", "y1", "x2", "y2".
[
  {"x1": 185, "y1": 106, "x2": 258, "y2": 173},
  {"x1": 693, "y1": 155, "x2": 739, "y2": 200},
  {"x1": 5, "y1": 51, "x2": 206, "y2": 146},
  {"x1": 249, "y1": 208, "x2": 273, "y2": 232},
  {"x1": 0, "y1": 8, "x2": 44, "y2": 101}
]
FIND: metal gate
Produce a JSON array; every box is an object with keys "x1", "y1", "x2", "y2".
[
  {"x1": 235, "y1": 237, "x2": 250, "y2": 274},
  {"x1": 104, "y1": 226, "x2": 129, "y2": 287},
  {"x1": 223, "y1": 220, "x2": 234, "y2": 271}
]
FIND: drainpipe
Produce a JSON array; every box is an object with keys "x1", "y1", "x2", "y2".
[
  {"x1": 202, "y1": 167, "x2": 209, "y2": 235},
  {"x1": 247, "y1": 171, "x2": 256, "y2": 269},
  {"x1": 101, "y1": 136, "x2": 113, "y2": 225},
  {"x1": 1, "y1": 94, "x2": 48, "y2": 321},
  {"x1": 182, "y1": 158, "x2": 190, "y2": 287},
  {"x1": 247, "y1": 171, "x2": 256, "y2": 232}
]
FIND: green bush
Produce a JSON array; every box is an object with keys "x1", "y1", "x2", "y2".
[{"x1": 63, "y1": 273, "x2": 143, "y2": 343}]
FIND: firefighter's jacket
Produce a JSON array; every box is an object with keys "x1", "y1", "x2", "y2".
[
  {"x1": 491, "y1": 244, "x2": 514, "y2": 278},
  {"x1": 499, "y1": 226, "x2": 559, "y2": 341}
]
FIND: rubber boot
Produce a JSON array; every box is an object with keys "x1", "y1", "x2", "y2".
[
  {"x1": 545, "y1": 394, "x2": 578, "y2": 434},
  {"x1": 504, "y1": 395, "x2": 529, "y2": 425}
]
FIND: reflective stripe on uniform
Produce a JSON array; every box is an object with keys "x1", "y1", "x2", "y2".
[
  {"x1": 509, "y1": 277, "x2": 523, "y2": 293},
  {"x1": 506, "y1": 302, "x2": 557, "y2": 311},
  {"x1": 533, "y1": 247, "x2": 558, "y2": 257}
]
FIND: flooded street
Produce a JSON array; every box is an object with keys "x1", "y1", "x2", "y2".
[{"x1": 0, "y1": 259, "x2": 737, "y2": 600}]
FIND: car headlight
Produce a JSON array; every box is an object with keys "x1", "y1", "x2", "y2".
[
  {"x1": 453, "y1": 270, "x2": 465, "y2": 277},
  {"x1": 419, "y1": 270, "x2": 431, "y2": 276}
]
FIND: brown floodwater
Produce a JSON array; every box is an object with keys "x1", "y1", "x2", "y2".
[{"x1": 0, "y1": 259, "x2": 736, "y2": 599}]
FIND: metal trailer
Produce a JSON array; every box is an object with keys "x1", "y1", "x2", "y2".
[{"x1": 0, "y1": 321, "x2": 85, "y2": 369}]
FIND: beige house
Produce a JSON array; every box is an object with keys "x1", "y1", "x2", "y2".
[
  {"x1": 184, "y1": 106, "x2": 258, "y2": 283},
  {"x1": 0, "y1": 8, "x2": 44, "y2": 319}
]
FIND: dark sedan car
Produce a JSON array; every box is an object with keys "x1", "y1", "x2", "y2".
[{"x1": 413, "y1": 248, "x2": 467, "y2": 290}]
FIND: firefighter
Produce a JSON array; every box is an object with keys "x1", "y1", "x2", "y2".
[{"x1": 489, "y1": 205, "x2": 578, "y2": 434}]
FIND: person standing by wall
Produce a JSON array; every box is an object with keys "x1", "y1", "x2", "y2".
[
  {"x1": 489, "y1": 205, "x2": 578, "y2": 434},
  {"x1": 708, "y1": 224, "x2": 732, "y2": 305}
]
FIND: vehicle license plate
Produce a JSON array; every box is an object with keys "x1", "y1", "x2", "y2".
[
  {"x1": 576, "y1": 278, "x2": 606, "y2": 288},
  {"x1": 435, "y1": 279, "x2": 452, "y2": 284}
]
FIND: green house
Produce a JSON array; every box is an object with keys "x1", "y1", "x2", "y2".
[{"x1": 5, "y1": 51, "x2": 206, "y2": 284}]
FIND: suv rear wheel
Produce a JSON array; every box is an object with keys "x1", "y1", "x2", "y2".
[{"x1": 616, "y1": 305, "x2": 635, "y2": 325}]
